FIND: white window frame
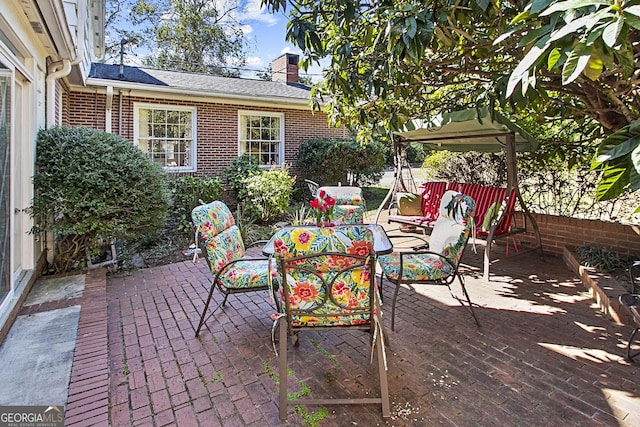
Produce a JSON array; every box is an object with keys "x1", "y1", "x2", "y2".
[
  {"x1": 238, "y1": 110, "x2": 285, "y2": 167},
  {"x1": 133, "y1": 103, "x2": 197, "y2": 172}
]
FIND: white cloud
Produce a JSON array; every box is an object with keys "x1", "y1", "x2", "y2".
[
  {"x1": 239, "y1": 0, "x2": 278, "y2": 25},
  {"x1": 240, "y1": 24, "x2": 253, "y2": 35},
  {"x1": 246, "y1": 56, "x2": 263, "y2": 67},
  {"x1": 280, "y1": 46, "x2": 303, "y2": 55}
]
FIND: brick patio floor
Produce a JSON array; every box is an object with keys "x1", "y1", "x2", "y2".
[{"x1": 87, "y1": 236, "x2": 640, "y2": 427}]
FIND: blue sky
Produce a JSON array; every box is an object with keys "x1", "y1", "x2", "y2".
[
  {"x1": 110, "y1": 0, "x2": 324, "y2": 81},
  {"x1": 238, "y1": 0, "x2": 325, "y2": 81}
]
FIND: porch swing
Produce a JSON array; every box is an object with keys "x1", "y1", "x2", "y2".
[{"x1": 374, "y1": 107, "x2": 544, "y2": 282}]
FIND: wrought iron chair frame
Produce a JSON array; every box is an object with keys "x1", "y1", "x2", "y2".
[
  {"x1": 381, "y1": 248, "x2": 479, "y2": 331},
  {"x1": 194, "y1": 237, "x2": 273, "y2": 336},
  {"x1": 192, "y1": 201, "x2": 277, "y2": 337},
  {"x1": 378, "y1": 191, "x2": 480, "y2": 331},
  {"x1": 275, "y1": 249, "x2": 390, "y2": 420}
]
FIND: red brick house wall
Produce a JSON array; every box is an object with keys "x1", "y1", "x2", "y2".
[
  {"x1": 66, "y1": 91, "x2": 347, "y2": 177},
  {"x1": 517, "y1": 214, "x2": 640, "y2": 256}
]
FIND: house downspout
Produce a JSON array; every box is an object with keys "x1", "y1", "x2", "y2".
[
  {"x1": 105, "y1": 86, "x2": 113, "y2": 132},
  {"x1": 118, "y1": 90, "x2": 123, "y2": 136},
  {"x1": 46, "y1": 59, "x2": 72, "y2": 128}
]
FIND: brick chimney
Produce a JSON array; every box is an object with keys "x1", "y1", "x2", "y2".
[{"x1": 271, "y1": 53, "x2": 299, "y2": 84}]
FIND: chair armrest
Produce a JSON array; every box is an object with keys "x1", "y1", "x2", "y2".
[
  {"x1": 385, "y1": 233, "x2": 430, "y2": 248},
  {"x1": 246, "y1": 239, "x2": 270, "y2": 249}
]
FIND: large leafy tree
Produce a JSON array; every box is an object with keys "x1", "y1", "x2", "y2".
[
  {"x1": 500, "y1": 0, "x2": 640, "y2": 203},
  {"x1": 262, "y1": 0, "x2": 640, "y2": 202},
  {"x1": 264, "y1": 0, "x2": 519, "y2": 132},
  {"x1": 107, "y1": 0, "x2": 248, "y2": 76}
]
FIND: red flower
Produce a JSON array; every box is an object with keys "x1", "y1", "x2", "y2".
[
  {"x1": 319, "y1": 189, "x2": 326, "y2": 199},
  {"x1": 324, "y1": 196, "x2": 336, "y2": 207},
  {"x1": 293, "y1": 282, "x2": 319, "y2": 302},
  {"x1": 309, "y1": 198, "x2": 320, "y2": 209},
  {"x1": 333, "y1": 281, "x2": 350, "y2": 295},
  {"x1": 347, "y1": 240, "x2": 373, "y2": 257}
]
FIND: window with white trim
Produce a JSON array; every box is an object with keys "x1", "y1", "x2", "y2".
[
  {"x1": 238, "y1": 111, "x2": 284, "y2": 165},
  {"x1": 134, "y1": 104, "x2": 197, "y2": 171}
]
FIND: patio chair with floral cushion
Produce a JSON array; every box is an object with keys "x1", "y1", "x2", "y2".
[
  {"x1": 378, "y1": 190, "x2": 480, "y2": 331},
  {"x1": 191, "y1": 201, "x2": 277, "y2": 337},
  {"x1": 271, "y1": 225, "x2": 390, "y2": 420},
  {"x1": 318, "y1": 186, "x2": 365, "y2": 224}
]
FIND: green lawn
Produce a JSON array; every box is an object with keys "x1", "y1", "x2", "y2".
[{"x1": 362, "y1": 186, "x2": 390, "y2": 212}]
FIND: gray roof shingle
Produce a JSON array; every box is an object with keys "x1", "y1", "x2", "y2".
[{"x1": 89, "y1": 63, "x2": 311, "y2": 102}]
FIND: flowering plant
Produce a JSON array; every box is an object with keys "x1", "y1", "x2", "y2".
[{"x1": 309, "y1": 189, "x2": 336, "y2": 226}]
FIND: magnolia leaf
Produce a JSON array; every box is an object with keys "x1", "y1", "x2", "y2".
[
  {"x1": 548, "y1": 14, "x2": 606, "y2": 43},
  {"x1": 541, "y1": 0, "x2": 611, "y2": 17},
  {"x1": 625, "y1": 12, "x2": 640, "y2": 31},
  {"x1": 531, "y1": 0, "x2": 554, "y2": 14},
  {"x1": 602, "y1": 17, "x2": 622, "y2": 47},
  {"x1": 547, "y1": 48, "x2": 562, "y2": 69},
  {"x1": 624, "y1": 5, "x2": 640, "y2": 18},
  {"x1": 593, "y1": 123, "x2": 640, "y2": 167},
  {"x1": 595, "y1": 164, "x2": 629, "y2": 201},
  {"x1": 634, "y1": 205, "x2": 640, "y2": 214},
  {"x1": 405, "y1": 17, "x2": 417, "y2": 38},
  {"x1": 562, "y1": 43, "x2": 590, "y2": 84},
  {"x1": 511, "y1": 11, "x2": 532, "y2": 25},
  {"x1": 583, "y1": 50, "x2": 603, "y2": 80},
  {"x1": 598, "y1": 135, "x2": 640, "y2": 163},
  {"x1": 632, "y1": 144, "x2": 640, "y2": 176},
  {"x1": 506, "y1": 40, "x2": 549, "y2": 96},
  {"x1": 493, "y1": 29, "x2": 516, "y2": 45}
]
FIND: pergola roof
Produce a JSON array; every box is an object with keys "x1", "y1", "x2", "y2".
[{"x1": 394, "y1": 107, "x2": 539, "y2": 153}]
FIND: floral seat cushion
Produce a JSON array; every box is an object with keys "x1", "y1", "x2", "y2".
[
  {"x1": 378, "y1": 191, "x2": 475, "y2": 283},
  {"x1": 333, "y1": 204, "x2": 364, "y2": 224},
  {"x1": 377, "y1": 252, "x2": 454, "y2": 281},
  {"x1": 218, "y1": 259, "x2": 276, "y2": 290},
  {"x1": 273, "y1": 225, "x2": 374, "y2": 327}
]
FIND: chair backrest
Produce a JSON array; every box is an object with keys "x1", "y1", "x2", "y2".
[
  {"x1": 304, "y1": 179, "x2": 320, "y2": 202},
  {"x1": 428, "y1": 191, "x2": 476, "y2": 266},
  {"x1": 272, "y1": 225, "x2": 375, "y2": 327},
  {"x1": 318, "y1": 186, "x2": 363, "y2": 206},
  {"x1": 191, "y1": 201, "x2": 246, "y2": 273}
]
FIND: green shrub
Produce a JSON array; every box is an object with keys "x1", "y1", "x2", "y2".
[
  {"x1": 169, "y1": 175, "x2": 223, "y2": 235},
  {"x1": 32, "y1": 126, "x2": 170, "y2": 273},
  {"x1": 241, "y1": 168, "x2": 295, "y2": 222},
  {"x1": 223, "y1": 154, "x2": 261, "y2": 202},
  {"x1": 431, "y1": 151, "x2": 507, "y2": 187},
  {"x1": 296, "y1": 138, "x2": 385, "y2": 186},
  {"x1": 576, "y1": 246, "x2": 630, "y2": 272}
]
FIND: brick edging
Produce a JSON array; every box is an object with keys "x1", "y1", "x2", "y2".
[
  {"x1": 65, "y1": 268, "x2": 109, "y2": 426},
  {"x1": 563, "y1": 246, "x2": 631, "y2": 326}
]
